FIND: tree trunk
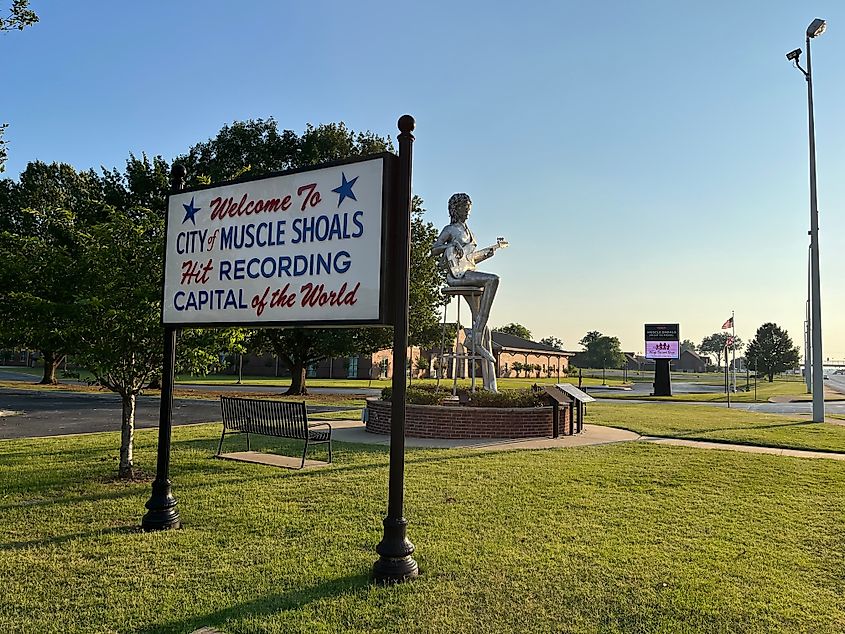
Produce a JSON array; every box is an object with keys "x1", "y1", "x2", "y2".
[
  {"x1": 39, "y1": 351, "x2": 61, "y2": 385},
  {"x1": 118, "y1": 393, "x2": 136, "y2": 479},
  {"x1": 285, "y1": 363, "x2": 308, "y2": 395},
  {"x1": 768, "y1": 372, "x2": 774, "y2": 383}
]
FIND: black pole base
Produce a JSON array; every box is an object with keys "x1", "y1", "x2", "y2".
[
  {"x1": 372, "y1": 516, "x2": 419, "y2": 583},
  {"x1": 141, "y1": 478, "x2": 181, "y2": 531},
  {"x1": 652, "y1": 358, "x2": 672, "y2": 396}
]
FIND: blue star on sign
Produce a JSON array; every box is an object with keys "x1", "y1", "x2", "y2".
[
  {"x1": 332, "y1": 172, "x2": 358, "y2": 208},
  {"x1": 182, "y1": 196, "x2": 201, "y2": 225}
]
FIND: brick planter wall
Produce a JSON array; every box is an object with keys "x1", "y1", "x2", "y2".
[{"x1": 365, "y1": 398, "x2": 571, "y2": 439}]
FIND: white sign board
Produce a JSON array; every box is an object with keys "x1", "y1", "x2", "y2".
[{"x1": 162, "y1": 154, "x2": 394, "y2": 326}]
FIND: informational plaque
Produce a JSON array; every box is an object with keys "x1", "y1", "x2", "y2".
[
  {"x1": 644, "y1": 323, "x2": 680, "y2": 359},
  {"x1": 162, "y1": 154, "x2": 395, "y2": 327}
]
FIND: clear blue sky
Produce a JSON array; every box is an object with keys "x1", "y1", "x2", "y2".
[{"x1": 4, "y1": 1, "x2": 844, "y2": 357}]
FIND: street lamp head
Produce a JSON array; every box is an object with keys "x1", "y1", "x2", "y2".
[
  {"x1": 786, "y1": 48, "x2": 802, "y2": 62},
  {"x1": 807, "y1": 18, "x2": 826, "y2": 38}
]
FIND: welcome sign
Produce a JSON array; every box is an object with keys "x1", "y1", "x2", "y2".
[{"x1": 162, "y1": 154, "x2": 395, "y2": 327}]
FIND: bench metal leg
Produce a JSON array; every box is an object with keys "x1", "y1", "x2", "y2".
[
  {"x1": 328, "y1": 441, "x2": 332, "y2": 464},
  {"x1": 217, "y1": 428, "x2": 226, "y2": 456},
  {"x1": 246, "y1": 432, "x2": 251, "y2": 452},
  {"x1": 301, "y1": 440, "x2": 308, "y2": 469}
]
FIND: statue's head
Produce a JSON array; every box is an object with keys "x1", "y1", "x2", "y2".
[{"x1": 448, "y1": 193, "x2": 472, "y2": 222}]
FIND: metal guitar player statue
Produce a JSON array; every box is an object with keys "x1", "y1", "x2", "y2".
[{"x1": 431, "y1": 193, "x2": 508, "y2": 391}]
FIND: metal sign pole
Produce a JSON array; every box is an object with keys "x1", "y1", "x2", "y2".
[
  {"x1": 373, "y1": 115, "x2": 419, "y2": 583},
  {"x1": 142, "y1": 164, "x2": 186, "y2": 531}
]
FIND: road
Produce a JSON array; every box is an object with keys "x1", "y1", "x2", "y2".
[{"x1": 0, "y1": 389, "x2": 355, "y2": 439}]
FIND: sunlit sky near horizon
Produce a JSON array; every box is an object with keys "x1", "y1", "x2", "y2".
[{"x1": 3, "y1": 1, "x2": 844, "y2": 357}]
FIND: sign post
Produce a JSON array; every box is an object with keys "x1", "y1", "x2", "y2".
[
  {"x1": 373, "y1": 115, "x2": 419, "y2": 583},
  {"x1": 142, "y1": 165, "x2": 185, "y2": 531},
  {"x1": 645, "y1": 323, "x2": 679, "y2": 397}
]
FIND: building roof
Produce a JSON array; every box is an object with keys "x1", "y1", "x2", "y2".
[{"x1": 491, "y1": 331, "x2": 574, "y2": 355}]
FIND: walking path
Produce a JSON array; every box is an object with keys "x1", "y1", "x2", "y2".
[
  {"x1": 332, "y1": 421, "x2": 639, "y2": 451},
  {"x1": 333, "y1": 420, "x2": 845, "y2": 462},
  {"x1": 640, "y1": 436, "x2": 845, "y2": 461}
]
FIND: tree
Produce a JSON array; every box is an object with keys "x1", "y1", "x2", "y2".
[
  {"x1": 512, "y1": 361, "x2": 524, "y2": 377},
  {"x1": 408, "y1": 196, "x2": 446, "y2": 350},
  {"x1": 579, "y1": 331, "x2": 602, "y2": 347},
  {"x1": 746, "y1": 323, "x2": 800, "y2": 382},
  {"x1": 539, "y1": 336, "x2": 564, "y2": 350},
  {"x1": 699, "y1": 333, "x2": 744, "y2": 369},
  {"x1": 251, "y1": 328, "x2": 389, "y2": 395},
  {"x1": 73, "y1": 206, "x2": 165, "y2": 478},
  {"x1": 573, "y1": 331, "x2": 624, "y2": 382},
  {"x1": 0, "y1": 161, "x2": 105, "y2": 383},
  {"x1": 1, "y1": 0, "x2": 37, "y2": 31},
  {"x1": 496, "y1": 323, "x2": 532, "y2": 340},
  {"x1": 177, "y1": 119, "x2": 443, "y2": 393},
  {"x1": 680, "y1": 339, "x2": 697, "y2": 354},
  {"x1": 1, "y1": 1, "x2": 39, "y2": 173}
]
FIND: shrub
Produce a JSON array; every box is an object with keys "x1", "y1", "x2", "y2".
[
  {"x1": 379, "y1": 385, "x2": 542, "y2": 408},
  {"x1": 468, "y1": 388, "x2": 543, "y2": 408}
]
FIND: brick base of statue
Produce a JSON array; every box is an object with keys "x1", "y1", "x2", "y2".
[{"x1": 365, "y1": 399, "x2": 571, "y2": 439}]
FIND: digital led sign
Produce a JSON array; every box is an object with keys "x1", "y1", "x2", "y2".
[{"x1": 644, "y1": 323, "x2": 680, "y2": 360}]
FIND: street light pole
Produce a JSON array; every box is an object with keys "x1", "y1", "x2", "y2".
[
  {"x1": 805, "y1": 244, "x2": 812, "y2": 393},
  {"x1": 787, "y1": 18, "x2": 826, "y2": 423}
]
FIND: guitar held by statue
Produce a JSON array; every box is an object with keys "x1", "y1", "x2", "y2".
[{"x1": 445, "y1": 237, "x2": 509, "y2": 278}]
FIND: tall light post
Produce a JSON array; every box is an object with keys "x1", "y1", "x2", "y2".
[
  {"x1": 787, "y1": 17, "x2": 826, "y2": 422},
  {"x1": 805, "y1": 243, "x2": 812, "y2": 393}
]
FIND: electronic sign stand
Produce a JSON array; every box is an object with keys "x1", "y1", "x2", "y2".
[{"x1": 653, "y1": 359, "x2": 672, "y2": 396}]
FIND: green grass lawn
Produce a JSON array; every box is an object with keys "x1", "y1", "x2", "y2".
[
  {"x1": 592, "y1": 401, "x2": 845, "y2": 453},
  {"x1": 2, "y1": 424, "x2": 845, "y2": 632},
  {"x1": 600, "y1": 378, "x2": 809, "y2": 403}
]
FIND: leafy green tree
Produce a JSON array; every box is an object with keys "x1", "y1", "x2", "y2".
[
  {"x1": 699, "y1": 333, "x2": 744, "y2": 369},
  {"x1": 539, "y1": 336, "x2": 564, "y2": 350},
  {"x1": 0, "y1": 161, "x2": 105, "y2": 383},
  {"x1": 1, "y1": 0, "x2": 37, "y2": 31},
  {"x1": 496, "y1": 323, "x2": 532, "y2": 341},
  {"x1": 73, "y1": 206, "x2": 165, "y2": 478},
  {"x1": 745, "y1": 323, "x2": 800, "y2": 382},
  {"x1": 409, "y1": 196, "x2": 447, "y2": 349},
  {"x1": 251, "y1": 328, "x2": 389, "y2": 395},
  {"x1": 511, "y1": 361, "x2": 524, "y2": 377},
  {"x1": 73, "y1": 200, "x2": 235, "y2": 478},
  {"x1": 579, "y1": 331, "x2": 602, "y2": 347},
  {"x1": 573, "y1": 332, "x2": 624, "y2": 382}
]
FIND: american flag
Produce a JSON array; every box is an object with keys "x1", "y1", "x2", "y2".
[{"x1": 721, "y1": 317, "x2": 733, "y2": 330}]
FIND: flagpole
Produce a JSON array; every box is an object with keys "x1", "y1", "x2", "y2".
[{"x1": 731, "y1": 310, "x2": 736, "y2": 393}]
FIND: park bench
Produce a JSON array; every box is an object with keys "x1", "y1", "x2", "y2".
[{"x1": 218, "y1": 396, "x2": 332, "y2": 468}]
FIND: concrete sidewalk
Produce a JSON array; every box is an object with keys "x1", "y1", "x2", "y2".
[
  {"x1": 641, "y1": 436, "x2": 845, "y2": 461},
  {"x1": 331, "y1": 419, "x2": 845, "y2": 462},
  {"x1": 331, "y1": 420, "x2": 639, "y2": 451}
]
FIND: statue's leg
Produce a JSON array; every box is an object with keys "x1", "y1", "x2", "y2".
[
  {"x1": 461, "y1": 272, "x2": 499, "y2": 338},
  {"x1": 482, "y1": 326, "x2": 497, "y2": 392},
  {"x1": 463, "y1": 293, "x2": 494, "y2": 363}
]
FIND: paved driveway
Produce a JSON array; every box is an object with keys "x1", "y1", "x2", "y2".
[{"x1": 0, "y1": 389, "x2": 353, "y2": 439}]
